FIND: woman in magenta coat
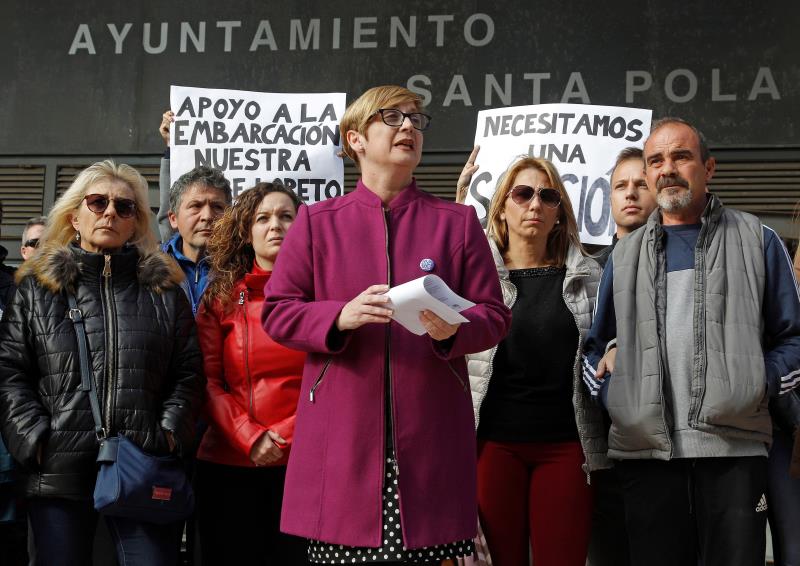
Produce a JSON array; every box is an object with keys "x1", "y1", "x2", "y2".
[{"x1": 262, "y1": 85, "x2": 511, "y2": 564}]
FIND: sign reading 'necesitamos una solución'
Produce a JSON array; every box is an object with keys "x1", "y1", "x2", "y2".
[{"x1": 464, "y1": 103, "x2": 652, "y2": 246}]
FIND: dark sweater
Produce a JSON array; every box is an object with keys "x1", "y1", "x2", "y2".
[{"x1": 477, "y1": 267, "x2": 580, "y2": 443}]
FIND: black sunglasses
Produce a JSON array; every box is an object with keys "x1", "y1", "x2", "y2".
[
  {"x1": 507, "y1": 185, "x2": 562, "y2": 209},
  {"x1": 23, "y1": 238, "x2": 40, "y2": 248},
  {"x1": 84, "y1": 194, "x2": 137, "y2": 219},
  {"x1": 373, "y1": 108, "x2": 432, "y2": 131}
]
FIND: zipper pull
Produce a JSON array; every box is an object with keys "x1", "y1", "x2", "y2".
[
  {"x1": 238, "y1": 291, "x2": 246, "y2": 305},
  {"x1": 102, "y1": 255, "x2": 111, "y2": 278}
]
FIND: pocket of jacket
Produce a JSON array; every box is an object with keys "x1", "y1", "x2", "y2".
[
  {"x1": 309, "y1": 357, "x2": 333, "y2": 403},
  {"x1": 447, "y1": 360, "x2": 469, "y2": 393}
]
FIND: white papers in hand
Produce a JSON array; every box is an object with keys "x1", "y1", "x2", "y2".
[{"x1": 384, "y1": 275, "x2": 475, "y2": 335}]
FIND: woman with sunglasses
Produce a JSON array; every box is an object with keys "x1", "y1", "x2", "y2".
[
  {"x1": 0, "y1": 160, "x2": 203, "y2": 565},
  {"x1": 194, "y1": 182, "x2": 308, "y2": 565},
  {"x1": 263, "y1": 85, "x2": 510, "y2": 565},
  {"x1": 464, "y1": 156, "x2": 606, "y2": 566}
]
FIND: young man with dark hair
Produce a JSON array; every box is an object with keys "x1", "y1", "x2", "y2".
[{"x1": 594, "y1": 147, "x2": 656, "y2": 268}]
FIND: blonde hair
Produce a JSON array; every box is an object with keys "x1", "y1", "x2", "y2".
[
  {"x1": 486, "y1": 156, "x2": 584, "y2": 266},
  {"x1": 339, "y1": 85, "x2": 423, "y2": 166},
  {"x1": 19, "y1": 160, "x2": 158, "y2": 277}
]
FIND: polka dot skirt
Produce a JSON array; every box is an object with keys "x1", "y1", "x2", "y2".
[{"x1": 308, "y1": 454, "x2": 474, "y2": 564}]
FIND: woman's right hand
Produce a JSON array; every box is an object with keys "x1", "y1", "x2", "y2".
[
  {"x1": 336, "y1": 285, "x2": 393, "y2": 331},
  {"x1": 456, "y1": 146, "x2": 480, "y2": 204}
]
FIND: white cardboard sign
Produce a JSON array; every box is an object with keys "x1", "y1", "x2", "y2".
[
  {"x1": 464, "y1": 103, "x2": 652, "y2": 245},
  {"x1": 170, "y1": 85, "x2": 346, "y2": 203}
]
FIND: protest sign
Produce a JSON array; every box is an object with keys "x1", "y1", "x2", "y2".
[
  {"x1": 170, "y1": 85, "x2": 345, "y2": 202},
  {"x1": 464, "y1": 104, "x2": 652, "y2": 245}
]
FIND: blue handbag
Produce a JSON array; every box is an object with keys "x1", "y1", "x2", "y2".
[{"x1": 67, "y1": 292, "x2": 194, "y2": 525}]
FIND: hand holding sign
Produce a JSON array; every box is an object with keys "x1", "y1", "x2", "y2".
[
  {"x1": 456, "y1": 145, "x2": 481, "y2": 204},
  {"x1": 159, "y1": 110, "x2": 174, "y2": 146}
]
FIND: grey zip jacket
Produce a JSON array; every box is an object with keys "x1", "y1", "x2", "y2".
[
  {"x1": 467, "y1": 235, "x2": 609, "y2": 472},
  {"x1": 588, "y1": 195, "x2": 800, "y2": 459}
]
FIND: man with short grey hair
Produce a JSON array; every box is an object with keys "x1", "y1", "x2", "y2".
[
  {"x1": 583, "y1": 117, "x2": 800, "y2": 566},
  {"x1": 161, "y1": 166, "x2": 232, "y2": 314},
  {"x1": 157, "y1": 111, "x2": 233, "y2": 314}
]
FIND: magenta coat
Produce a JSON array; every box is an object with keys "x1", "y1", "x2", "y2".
[{"x1": 262, "y1": 179, "x2": 511, "y2": 549}]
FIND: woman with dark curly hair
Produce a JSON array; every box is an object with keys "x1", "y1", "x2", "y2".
[{"x1": 194, "y1": 182, "x2": 308, "y2": 565}]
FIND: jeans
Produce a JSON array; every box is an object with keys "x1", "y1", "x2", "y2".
[{"x1": 28, "y1": 497, "x2": 180, "y2": 566}]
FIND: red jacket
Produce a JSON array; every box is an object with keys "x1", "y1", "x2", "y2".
[{"x1": 197, "y1": 265, "x2": 304, "y2": 467}]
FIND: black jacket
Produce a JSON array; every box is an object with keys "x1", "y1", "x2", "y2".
[
  {"x1": 0, "y1": 244, "x2": 204, "y2": 500},
  {"x1": 593, "y1": 234, "x2": 619, "y2": 269}
]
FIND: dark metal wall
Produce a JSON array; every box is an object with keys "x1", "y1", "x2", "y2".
[
  {"x1": 2, "y1": 1, "x2": 798, "y2": 154},
  {"x1": 1, "y1": 1, "x2": 799, "y2": 261}
]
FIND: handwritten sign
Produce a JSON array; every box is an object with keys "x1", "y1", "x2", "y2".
[
  {"x1": 170, "y1": 85, "x2": 345, "y2": 202},
  {"x1": 465, "y1": 104, "x2": 652, "y2": 245}
]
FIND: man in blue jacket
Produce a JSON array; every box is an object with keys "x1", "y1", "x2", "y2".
[
  {"x1": 157, "y1": 110, "x2": 232, "y2": 314},
  {"x1": 162, "y1": 166, "x2": 231, "y2": 314},
  {"x1": 583, "y1": 117, "x2": 800, "y2": 566}
]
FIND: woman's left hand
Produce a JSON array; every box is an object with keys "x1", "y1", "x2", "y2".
[
  {"x1": 250, "y1": 430, "x2": 286, "y2": 466},
  {"x1": 419, "y1": 310, "x2": 460, "y2": 341}
]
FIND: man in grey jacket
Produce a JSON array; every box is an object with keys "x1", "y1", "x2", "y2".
[{"x1": 583, "y1": 117, "x2": 800, "y2": 566}]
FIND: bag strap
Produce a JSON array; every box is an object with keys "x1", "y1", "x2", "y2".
[{"x1": 66, "y1": 291, "x2": 106, "y2": 441}]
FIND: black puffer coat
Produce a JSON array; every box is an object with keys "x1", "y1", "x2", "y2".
[{"x1": 0, "y1": 244, "x2": 204, "y2": 500}]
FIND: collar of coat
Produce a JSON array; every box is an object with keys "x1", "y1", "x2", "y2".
[
  {"x1": 485, "y1": 233, "x2": 595, "y2": 283},
  {"x1": 18, "y1": 243, "x2": 184, "y2": 295}
]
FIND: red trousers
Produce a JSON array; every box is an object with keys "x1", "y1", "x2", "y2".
[{"x1": 477, "y1": 440, "x2": 593, "y2": 566}]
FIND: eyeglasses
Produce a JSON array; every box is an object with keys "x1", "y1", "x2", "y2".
[
  {"x1": 373, "y1": 108, "x2": 432, "y2": 131},
  {"x1": 84, "y1": 194, "x2": 137, "y2": 219},
  {"x1": 23, "y1": 238, "x2": 40, "y2": 249},
  {"x1": 507, "y1": 185, "x2": 562, "y2": 208}
]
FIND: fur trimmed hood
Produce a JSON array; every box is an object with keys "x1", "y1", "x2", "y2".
[{"x1": 17, "y1": 244, "x2": 185, "y2": 294}]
